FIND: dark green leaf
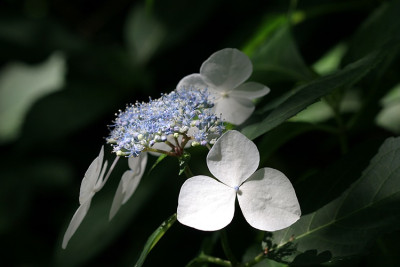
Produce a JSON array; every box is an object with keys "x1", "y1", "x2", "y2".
[
  {"x1": 270, "y1": 136, "x2": 400, "y2": 262},
  {"x1": 241, "y1": 50, "x2": 384, "y2": 140},
  {"x1": 344, "y1": 0, "x2": 400, "y2": 64},
  {"x1": 135, "y1": 213, "x2": 177, "y2": 267},
  {"x1": 248, "y1": 23, "x2": 315, "y2": 84}
]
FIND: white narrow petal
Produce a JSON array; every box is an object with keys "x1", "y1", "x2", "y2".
[
  {"x1": 200, "y1": 48, "x2": 252, "y2": 91},
  {"x1": 62, "y1": 200, "x2": 91, "y2": 249},
  {"x1": 238, "y1": 168, "x2": 301, "y2": 231},
  {"x1": 207, "y1": 130, "x2": 259, "y2": 187},
  {"x1": 177, "y1": 176, "x2": 236, "y2": 231},
  {"x1": 214, "y1": 96, "x2": 255, "y2": 125},
  {"x1": 109, "y1": 170, "x2": 133, "y2": 220},
  {"x1": 128, "y1": 152, "x2": 148, "y2": 171},
  {"x1": 177, "y1": 73, "x2": 209, "y2": 90},
  {"x1": 230, "y1": 82, "x2": 270, "y2": 100},
  {"x1": 123, "y1": 153, "x2": 147, "y2": 203},
  {"x1": 94, "y1": 160, "x2": 108, "y2": 190},
  {"x1": 79, "y1": 154, "x2": 102, "y2": 204}
]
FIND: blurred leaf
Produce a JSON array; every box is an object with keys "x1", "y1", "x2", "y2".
[
  {"x1": 376, "y1": 83, "x2": 400, "y2": 134},
  {"x1": 135, "y1": 213, "x2": 177, "y2": 267},
  {"x1": 242, "y1": 14, "x2": 287, "y2": 57},
  {"x1": 125, "y1": 5, "x2": 166, "y2": 65},
  {"x1": 270, "y1": 137, "x2": 400, "y2": 263},
  {"x1": 241, "y1": 50, "x2": 385, "y2": 140},
  {"x1": 312, "y1": 43, "x2": 347, "y2": 75},
  {"x1": 290, "y1": 90, "x2": 361, "y2": 124},
  {"x1": 0, "y1": 52, "x2": 66, "y2": 143},
  {"x1": 249, "y1": 23, "x2": 315, "y2": 84},
  {"x1": 343, "y1": 0, "x2": 400, "y2": 64}
]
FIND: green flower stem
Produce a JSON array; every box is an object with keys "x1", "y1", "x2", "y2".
[
  {"x1": 243, "y1": 252, "x2": 265, "y2": 267},
  {"x1": 145, "y1": 147, "x2": 177, "y2": 157},
  {"x1": 191, "y1": 253, "x2": 232, "y2": 267},
  {"x1": 220, "y1": 229, "x2": 239, "y2": 266}
]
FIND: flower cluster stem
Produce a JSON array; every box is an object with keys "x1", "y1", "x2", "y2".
[{"x1": 191, "y1": 253, "x2": 232, "y2": 266}]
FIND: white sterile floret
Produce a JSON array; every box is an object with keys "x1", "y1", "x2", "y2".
[
  {"x1": 177, "y1": 48, "x2": 270, "y2": 125},
  {"x1": 177, "y1": 130, "x2": 301, "y2": 231},
  {"x1": 109, "y1": 152, "x2": 148, "y2": 220},
  {"x1": 63, "y1": 146, "x2": 111, "y2": 249}
]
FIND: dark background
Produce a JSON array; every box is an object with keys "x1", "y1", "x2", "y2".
[{"x1": 0, "y1": 0, "x2": 398, "y2": 266}]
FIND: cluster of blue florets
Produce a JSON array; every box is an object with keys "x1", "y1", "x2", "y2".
[{"x1": 107, "y1": 87, "x2": 225, "y2": 157}]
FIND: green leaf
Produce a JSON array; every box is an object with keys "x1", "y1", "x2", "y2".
[
  {"x1": 270, "y1": 136, "x2": 400, "y2": 262},
  {"x1": 241, "y1": 50, "x2": 384, "y2": 140},
  {"x1": 248, "y1": 23, "x2": 315, "y2": 84},
  {"x1": 376, "y1": 83, "x2": 400, "y2": 134},
  {"x1": 125, "y1": 5, "x2": 166, "y2": 65},
  {"x1": 344, "y1": 0, "x2": 400, "y2": 64},
  {"x1": 0, "y1": 52, "x2": 66, "y2": 143},
  {"x1": 135, "y1": 213, "x2": 177, "y2": 267},
  {"x1": 258, "y1": 122, "x2": 322, "y2": 164},
  {"x1": 312, "y1": 43, "x2": 347, "y2": 75}
]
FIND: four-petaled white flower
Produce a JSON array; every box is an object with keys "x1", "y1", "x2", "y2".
[
  {"x1": 109, "y1": 152, "x2": 148, "y2": 220},
  {"x1": 62, "y1": 146, "x2": 110, "y2": 249},
  {"x1": 177, "y1": 130, "x2": 301, "y2": 231},
  {"x1": 177, "y1": 48, "x2": 270, "y2": 125}
]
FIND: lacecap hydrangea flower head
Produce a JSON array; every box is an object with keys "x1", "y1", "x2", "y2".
[
  {"x1": 177, "y1": 130, "x2": 301, "y2": 231},
  {"x1": 178, "y1": 48, "x2": 270, "y2": 125},
  {"x1": 107, "y1": 87, "x2": 224, "y2": 157}
]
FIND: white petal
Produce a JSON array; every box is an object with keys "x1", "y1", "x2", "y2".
[
  {"x1": 200, "y1": 48, "x2": 252, "y2": 91},
  {"x1": 177, "y1": 73, "x2": 209, "y2": 90},
  {"x1": 62, "y1": 201, "x2": 91, "y2": 249},
  {"x1": 109, "y1": 153, "x2": 148, "y2": 220},
  {"x1": 177, "y1": 176, "x2": 236, "y2": 231},
  {"x1": 128, "y1": 152, "x2": 148, "y2": 171},
  {"x1": 79, "y1": 146, "x2": 104, "y2": 204},
  {"x1": 238, "y1": 168, "x2": 301, "y2": 231},
  {"x1": 207, "y1": 130, "x2": 259, "y2": 187},
  {"x1": 230, "y1": 82, "x2": 270, "y2": 100},
  {"x1": 214, "y1": 96, "x2": 255, "y2": 125},
  {"x1": 124, "y1": 153, "x2": 147, "y2": 203},
  {"x1": 109, "y1": 170, "x2": 133, "y2": 220}
]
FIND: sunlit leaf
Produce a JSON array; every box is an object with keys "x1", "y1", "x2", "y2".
[
  {"x1": 290, "y1": 90, "x2": 361, "y2": 124},
  {"x1": 312, "y1": 43, "x2": 347, "y2": 75},
  {"x1": 0, "y1": 52, "x2": 66, "y2": 143},
  {"x1": 270, "y1": 137, "x2": 400, "y2": 263},
  {"x1": 376, "y1": 83, "x2": 400, "y2": 134}
]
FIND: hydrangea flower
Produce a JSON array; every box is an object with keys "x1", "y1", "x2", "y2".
[
  {"x1": 177, "y1": 48, "x2": 270, "y2": 125},
  {"x1": 108, "y1": 87, "x2": 224, "y2": 157},
  {"x1": 177, "y1": 130, "x2": 301, "y2": 231},
  {"x1": 62, "y1": 146, "x2": 118, "y2": 249},
  {"x1": 109, "y1": 152, "x2": 148, "y2": 220}
]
